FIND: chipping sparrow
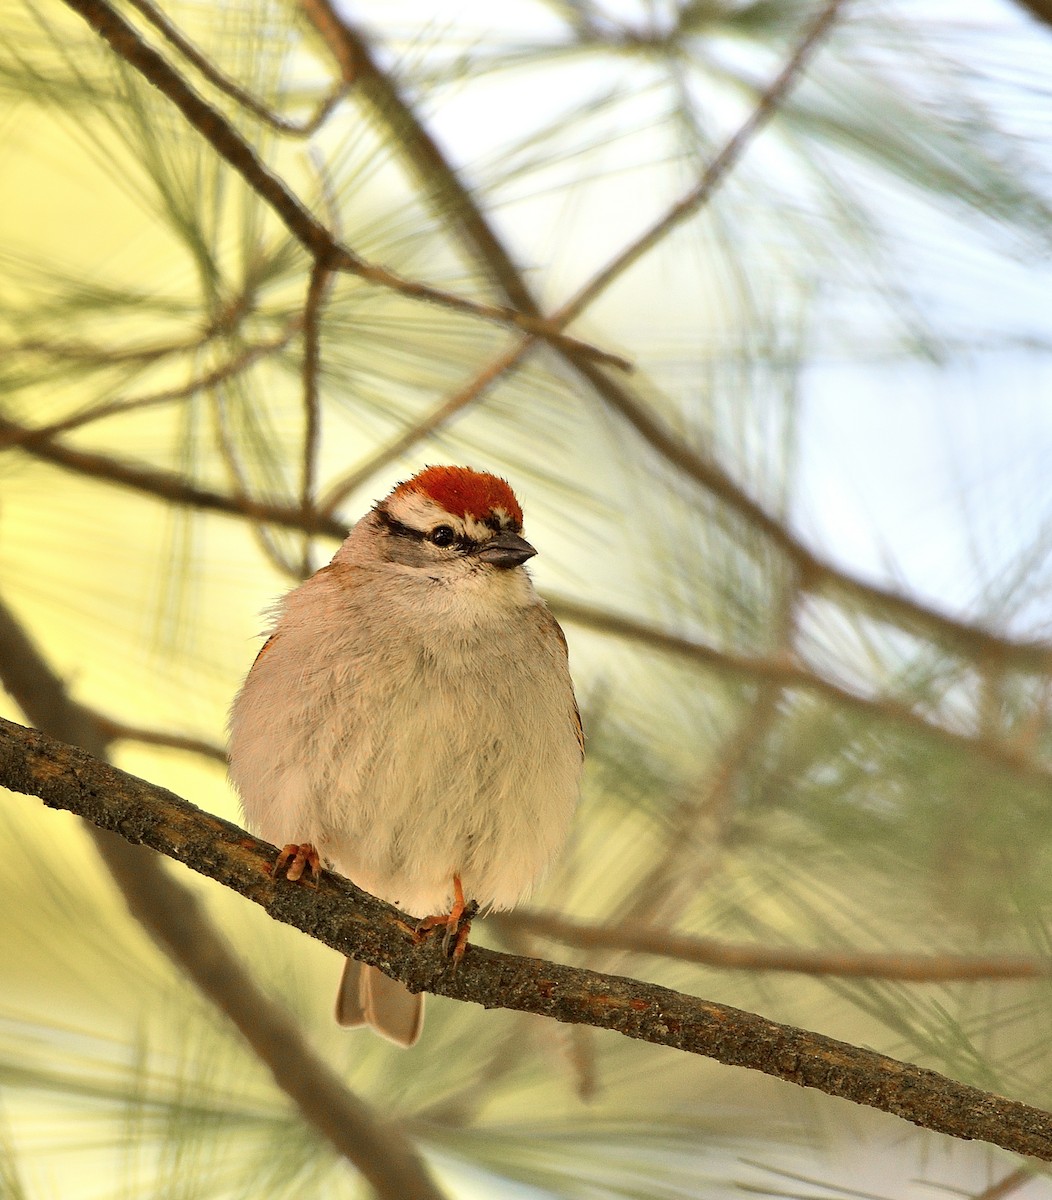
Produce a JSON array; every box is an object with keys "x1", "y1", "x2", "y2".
[{"x1": 228, "y1": 466, "x2": 583, "y2": 1046}]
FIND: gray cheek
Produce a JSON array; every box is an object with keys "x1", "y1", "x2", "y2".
[
  {"x1": 380, "y1": 536, "x2": 434, "y2": 568},
  {"x1": 381, "y1": 536, "x2": 484, "y2": 578}
]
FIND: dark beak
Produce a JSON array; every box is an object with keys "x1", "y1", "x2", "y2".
[{"x1": 475, "y1": 531, "x2": 537, "y2": 569}]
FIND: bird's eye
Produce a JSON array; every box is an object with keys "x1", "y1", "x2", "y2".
[{"x1": 429, "y1": 525, "x2": 456, "y2": 547}]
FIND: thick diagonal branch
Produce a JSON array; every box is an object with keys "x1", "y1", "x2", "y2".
[{"x1": 4, "y1": 716, "x2": 1052, "y2": 1162}]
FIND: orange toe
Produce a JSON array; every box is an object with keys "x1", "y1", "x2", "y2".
[{"x1": 273, "y1": 842, "x2": 321, "y2": 882}]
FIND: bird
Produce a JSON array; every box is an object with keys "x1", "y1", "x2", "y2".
[{"x1": 228, "y1": 465, "x2": 583, "y2": 1046}]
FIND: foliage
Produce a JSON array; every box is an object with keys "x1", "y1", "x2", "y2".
[{"x1": 2, "y1": 0, "x2": 1052, "y2": 1196}]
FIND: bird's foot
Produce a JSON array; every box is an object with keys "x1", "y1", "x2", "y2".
[
  {"x1": 412, "y1": 874, "x2": 478, "y2": 963},
  {"x1": 272, "y1": 842, "x2": 321, "y2": 883}
]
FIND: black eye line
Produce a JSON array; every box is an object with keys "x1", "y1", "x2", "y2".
[
  {"x1": 376, "y1": 507, "x2": 428, "y2": 542},
  {"x1": 377, "y1": 507, "x2": 479, "y2": 554}
]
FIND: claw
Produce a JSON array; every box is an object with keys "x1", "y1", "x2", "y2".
[
  {"x1": 273, "y1": 842, "x2": 321, "y2": 882},
  {"x1": 415, "y1": 874, "x2": 475, "y2": 961}
]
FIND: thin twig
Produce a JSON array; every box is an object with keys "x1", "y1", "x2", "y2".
[
  {"x1": 499, "y1": 910, "x2": 1052, "y2": 983},
  {"x1": 299, "y1": 262, "x2": 332, "y2": 574},
  {"x1": 0, "y1": 326, "x2": 301, "y2": 449},
  {"x1": 211, "y1": 394, "x2": 306, "y2": 579},
  {"x1": 124, "y1": 0, "x2": 349, "y2": 136},
  {"x1": 1012, "y1": 1, "x2": 1052, "y2": 33},
  {"x1": 318, "y1": 335, "x2": 534, "y2": 517},
  {"x1": 582, "y1": 382, "x2": 1052, "y2": 673},
  {"x1": 305, "y1": 3, "x2": 1052, "y2": 677},
  {"x1": 60, "y1": 0, "x2": 628, "y2": 370},
  {"x1": 974, "y1": 1167, "x2": 1037, "y2": 1200},
  {"x1": 556, "y1": 0, "x2": 843, "y2": 327},
  {"x1": 548, "y1": 595, "x2": 1052, "y2": 785},
  {"x1": 3, "y1": 334, "x2": 205, "y2": 364},
  {"x1": 0, "y1": 602, "x2": 446, "y2": 1200},
  {"x1": 617, "y1": 584, "x2": 801, "y2": 929},
  {"x1": 0, "y1": 414, "x2": 347, "y2": 538},
  {"x1": 299, "y1": 0, "x2": 539, "y2": 316},
  {"x1": 5, "y1": 717, "x2": 1052, "y2": 1163},
  {"x1": 91, "y1": 716, "x2": 227, "y2": 764}
]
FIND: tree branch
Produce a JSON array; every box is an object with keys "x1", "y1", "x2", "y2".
[
  {"x1": 548, "y1": 596, "x2": 1052, "y2": 785},
  {"x1": 317, "y1": 335, "x2": 534, "y2": 517},
  {"x1": 555, "y1": 0, "x2": 843, "y2": 327},
  {"x1": 60, "y1": 0, "x2": 628, "y2": 370},
  {"x1": 90, "y1": 715, "x2": 227, "y2": 764},
  {"x1": 4, "y1": 715, "x2": 1052, "y2": 1162},
  {"x1": 499, "y1": 909, "x2": 1052, "y2": 983},
  {"x1": 123, "y1": 0, "x2": 350, "y2": 137},
  {"x1": 297, "y1": 2, "x2": 1052, "y2": 676},
  {"x1": 0, "y1": 326, "x2": 302, "y2": 450},
  {"x1": 0, "y1": 415, "x2": 347, "y2": 539}
]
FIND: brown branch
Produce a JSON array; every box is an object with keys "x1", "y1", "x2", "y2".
[
  {"x1": 499, "y1": 910, "x2": 1052, "y2": 983},
  {"x1": 556, "y1": 0, "x2": 843, "y2": 326},
  {"x1": 4, "y1": 716, "x2": 1052, "y2": 1161},
  {"x1": 618, "y1": 586, "x2": 800, "y2": 928},
  {"x1": 60, "y1": 0, "x2": 627, "y2": 370},
  {"x1": 91, "y1": 715, "x2": 228, "y2": 764},
  {"x1": 3, "y1": 333, "x2": 205, "y2": 365},
  {"x1": 124, "y1": 0, "x2": 349, "y2": 136},
  {"x1": 0, "y1": 327, "x2": 301, "y2": 450},
  {"x1": 211, "y1": 394, "x2": 306, "y2": 579},
  {"x1": 1011, "y1": 1, "x2": 1052, "y2": 32},
  {"x1": 548, "y1": 596, "x2": 1052, "y2": 785},
  {"x1": 299, "y1": 261, "x2": 331, "y2": 573},
  {"x1": 299, "y1": 0, "x2": 540, "y2": 317},
  {"x1": 581, "y1": 383, "x2": 1052, "y2": 673},
  {"x1": 0, "y1": 415, "x2": 347, "y2": 539},
  {"x1": 306, "y1": 2, "x2": 1052, "y2": 679},
  {"x1": 0, "y1": 601, "x2": 445, "y2": 1200},
  {"x1": 318, "y1": 335, "x2": 534, "y2": 517},
  {"x1": 974, "y1": 1167, "x2": 1037, "y2": 1200}
]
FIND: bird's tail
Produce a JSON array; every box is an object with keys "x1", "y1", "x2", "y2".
[{"x1": 335, "y1": 958, "x2": 424, "y2": 1047}]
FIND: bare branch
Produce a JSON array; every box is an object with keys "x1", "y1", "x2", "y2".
[
  {"x1": 299, "y1": 261, "x2": 332, "y2": 572},
  {"x1": 578, "y1": 383, "x2": 1052, "y2": 673},
  {"x1": 318, "y1": 335, "x2": 534, "y2": 517},
  {"x1": 4, "y1": 716, "x2": 1052, "y2": 1161},
  {"x1": 90, "y1": 715, "x2": 228, "y2": 764},
  {"x1": 0, "y1": 415, "x2": 347, "y2": 539},
  {"x1": 500, "y1": 909, "x2": 1052, "y2": 983},
  {"x1": 59, "y1": 0, "x2": 628, "y2": 370},
  {"x1": 973, "y1": 1167, "x2": 1038, "y2": 1200},
  {"x1": 548, "y1": 596, "x2": 1052, "y2": 785},
  {"x1": 0, "y1": 601, "x2": 446, "y2": 1200},
  {"x1": 1011, "y1": 1, "x2": 1052, "y2": 32},
  {"x1": 124, "y1": 0, "x2": 349, "y2": 136},
  {"x1": 299, "y1": 0, "x2": 540, "y2": 316},
  {"x1": 0, "y1": 326, "x2": 301, "y2": 449},
  {"x1": 618, "y1": 586, "x2": 800, "y2": 927},
  {"x1": 556, "y1": 0, "x2": 843, "y2": 326}
]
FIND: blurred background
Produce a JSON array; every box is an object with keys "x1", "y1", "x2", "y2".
[{"x1": 2, "y1": 0, "x2": 1052, "y2": 1195}]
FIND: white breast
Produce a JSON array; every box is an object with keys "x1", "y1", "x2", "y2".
[{"x1": 228, "y1": 560, "x2": 581, "y2": 916}]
